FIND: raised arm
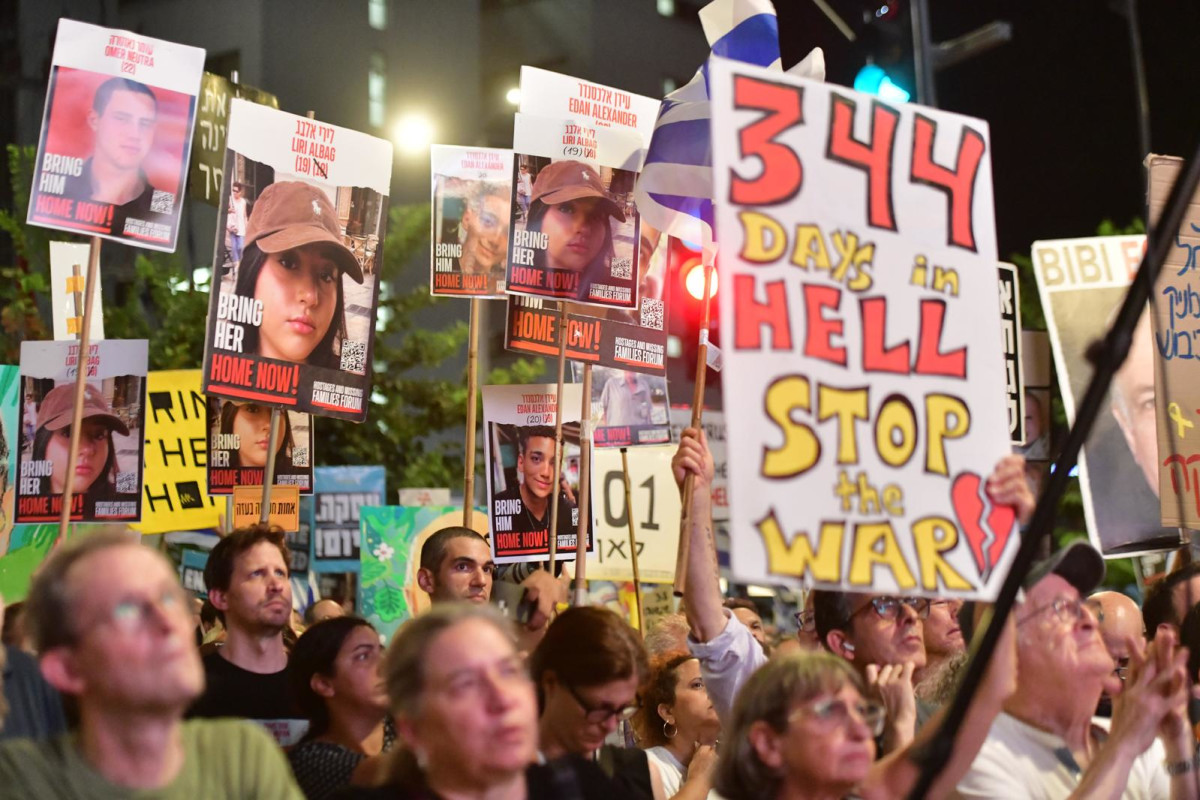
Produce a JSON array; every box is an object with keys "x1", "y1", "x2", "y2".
[{"x1": 671, "y1": 427, "x2": 722, "y2": 642}]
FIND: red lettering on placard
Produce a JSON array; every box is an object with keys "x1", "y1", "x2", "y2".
[
  {"x1": 909, "y1": 114, "x2": 986, "y2": 252},
  {"x1": 827, "y1": 94, "x2": 899, "y2": 233},
  {"x1": 730, "y1": 75, "x2": 805, "y2": 206}
]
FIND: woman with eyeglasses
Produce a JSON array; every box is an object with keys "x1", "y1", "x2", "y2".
[
  {"x1": 633, "y1": 650, "x2": 720, "y2": 800},
  {"x1": 532, "y1": 606, "x2": 663, "y2": 800}
]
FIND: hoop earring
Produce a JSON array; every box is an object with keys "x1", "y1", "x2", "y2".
[{"x1": 663, "y1": 720, "x2": 677, "y2": 739}]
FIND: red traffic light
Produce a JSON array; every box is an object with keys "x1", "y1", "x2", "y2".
[{"x1": 683, "y1": 260, "x2": 718, "y2": 301}]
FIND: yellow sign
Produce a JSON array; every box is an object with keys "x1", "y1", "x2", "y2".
[
  {"x1": 132, "y1": 370, "x2": 221, "y2": 535},
  {"x1": 232, "y1": 485, "x2": 301, "y2": 532}
]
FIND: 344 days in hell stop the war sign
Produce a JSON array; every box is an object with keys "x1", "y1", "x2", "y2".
[{"x1": 711, "y1": 58, "x2": 1014, "y2": 599}]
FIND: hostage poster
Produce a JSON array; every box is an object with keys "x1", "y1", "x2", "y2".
[
  {"x1": 430, "y1": 145, "x2": 513, "y2": 297},
  {"x1": 1030, "y1": 234, "x2": 1177, "y2": 556},
  {"x1": 574, "y1": 363, "x2": 671, "y2": 448},
  {"x1": 711, "y1": 58, "x2": 1014, "y2": 599},
  {"x1": 16, "y1": 339, "x2": 147, "y2": 523},
  {"x1": 206, "y1": 396, "x2": 313, "y2": 495},
  {"x1": 201, "y1": 99, "x2": 393, "y2": 422},
  {"x1": 27, "y1": 19, "x2": 204, "y2": 251},
  {"x1": 483, "y1": 383, "x2": 593, "y2": 563}
]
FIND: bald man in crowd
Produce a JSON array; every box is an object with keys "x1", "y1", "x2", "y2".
[{"x1": 1089, "y1": 590, "x2": 1144, "y2": 716}]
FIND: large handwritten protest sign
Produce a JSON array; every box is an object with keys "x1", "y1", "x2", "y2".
[
  {"x1": 1147, "y1": 156, "x2": 1200, "y2": 531},
  {"x1": 16, "y1": 340, "x2": 147, "y2": 524},
  {"x1": 27, "y1": 19, "x2": 203, "y2": 251},
  {"x1": 586, "y1": 444, "x2": 681, "y2": 583},
  {"x1": 201, "y1": 100, "x2": 392, "y2": 421},
  {"x1": 189, "y1": 72, "x2": 278, "y2": 206},
  {"x1": 312, "y1": 465, "x2": 385, "y2": 572},
  {"x1": 132, "y1": 370, "x2": 220, "y2": 534},
  {"x1": 484, "y1": 384, "x2": 593, "y2": 563},
  {"x1": 1031, "y1": 234, "x2": 1178, "y2": 555},
  {"x1": 712, "y1": 58, "x2": 1013, "y2": 598},
  {"x1": 430, "y1": 145, "x2": 513, "y2": 297}
]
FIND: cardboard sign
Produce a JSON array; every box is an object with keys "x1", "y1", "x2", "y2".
[
  {"x1": 711, "y1": 58, "x2": 1013, "y2": 598},
  {"x1": 430, "y1": 145, "x2": 513, "y2": 297},
  {"x1": 189, "y1": 72, "x2": 279, "y2": 205},
  {"x1": 1031, "y1": 234, "x2": 1177, "y2": 556},
  {"x1": 16, "y1": 340, "x2": 148, "y2": 523},
  {"x1": 359, "y1": 506, "x2": 489, "y2": 644},
  {"x1": 312, "y1": 465, "x2": 385, "y2": 572},
  {"x1": 49, "y1": 242, "x2": 105, "y2": 341},
  {"x1": 1147, "y1": 156, "x2": 1200, "y2": 531},
  {"x1": 483, "y1": 383, "x2": 593, "y2": 563},
  {"x1": 132, "y1": 370, "x2": 220, "y2": 534},
  {"x1": 586, "y1": 444, "x2": 681, "y2": 583},
  {"x1": 200, "y1": 99, "x2": 392, "y2": 421},
  {"x1": 231, "y1": 484, "x2": 300, "y2": 531},
  {"x1": 998, "y1": 263, "x2": 1025, "y2": 444},
  {"x1": 575, "y1": 364, "x2": 671, "y2": 448},
  {"x1": 27, "y1": 19, "x2": 204, "y2": 251},
  {"x1": 206, "y1": 396, "x2": 313, "y2": 495}
]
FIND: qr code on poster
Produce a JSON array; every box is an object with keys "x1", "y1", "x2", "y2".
[
  {"x1": 640, "y1": 298, "x2": 664, "y2": 330},
  {"x1": 340, "y1": 340, "x2": 367, "y2": 374},
  {"x1": 150, "y1": 190, "x2": 175, "y2": 214},
  {"x1": 610, "y1": 257, "x2": 632, "y2": 280},
  {"x1": 292, "y1": 446, "x2": 310, "y2": 468},
  {"x1": 116, "y1": 471, "x2": 138, "y2": 494}
]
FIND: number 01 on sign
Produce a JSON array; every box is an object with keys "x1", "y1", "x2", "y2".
[{"x1": 232, "y1": 485, "x2": 302, "y2": 532}]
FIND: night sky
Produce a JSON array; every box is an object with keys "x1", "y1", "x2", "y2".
[{"x1": 777, "y1": 0, "x2": 1200, "y2": 260}]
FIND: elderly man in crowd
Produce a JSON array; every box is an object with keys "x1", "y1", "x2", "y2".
[
  {"x1": 955, "y1": 542, "x2": 1198, "y2": 799},
  {"x1": 1090, "y1": 589, "x2": 1145, "y2": 717},
  {"x1": 0, "y1": 531, "x2": 301, "y2": 797}
]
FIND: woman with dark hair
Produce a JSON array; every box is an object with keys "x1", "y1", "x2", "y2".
[
  {"x1": 633, "y1": 651, "x2": 720, "y2": 800},
  {"x1": 218, "y1": 400, "x2": 295, "y2": 469},
  {"x1": 30, "y1": 383, "x2": 126, "y2": 509},
  {"x1": 230, "y1": 180, "x2": 364, "y2": 369},
  {"x1": 351, "y1": 603, "x2": 618, "y2": 799},
  {"x1": 287, "y1": 616, "x2": 392, "y2": 800},
  {"x1": 525, "y1": 160, "x2": 622, "y2": 303},
  {"x1": 532, "y1": 606, "x2": 662, "y2": 799}
]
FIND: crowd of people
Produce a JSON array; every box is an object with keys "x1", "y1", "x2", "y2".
[{"x1": 0, "y1": 429, "x2": 1197, "y2": 799}]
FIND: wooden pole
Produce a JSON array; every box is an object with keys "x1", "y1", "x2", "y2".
[
  {"x1": 672, "y1": 262, "x2": 714, "y2": 597},
  {"x1": 621, "y1": 446, "x2": 644, "y2": 630},
  {"x1": 547, "y1": 302, "x2": 569, "y2": 569},
  {"x1": 463, "y1": 297, "x2": 481, "y2": 525},
  {"x1": 58, "y1": 237, "x2": 101, "y2": 538},
  {"x1": 259, "y1": 408, "x2": 282, "y2": 524},
  {"x1": 573, "y1": 363, "x2": 592, "y2": 606}
]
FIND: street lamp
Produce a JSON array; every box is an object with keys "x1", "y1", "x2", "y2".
[
  {"x1": 393, "y1": 113, "x2": 435, "y2": 156},
  {"x1": 505, "y1": 87, "x2": 521, "y2": 106}
]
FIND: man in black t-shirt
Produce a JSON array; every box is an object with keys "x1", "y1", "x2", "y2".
[{"x1": 188, "y1": 524, "x2": 308, "y2": 746}]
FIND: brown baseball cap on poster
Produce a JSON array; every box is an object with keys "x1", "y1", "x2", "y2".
[
  {"x1": 530, "y1": 161, "x2": 626, "y2": 222},
  {"x1": 244, "y1": 181, "x2": 364, "y2": 283},
  {"x1": 36, "y1": 384, "x2": 130, "y2": 436}
]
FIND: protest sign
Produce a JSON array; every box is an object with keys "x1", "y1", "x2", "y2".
[
  {"x1": 132, "y1": 370, "x2": 220, "y2": 534},
  {"x1": 586, "y1": 444, "x2": 680, "y2": 583},
  {"x1": 0, "y1": 366, "x2": 17, "y2": 556},
  {"x1": 1147, "y1": 156, "x2": 1200, "y2": 530},
  {"x1": 232, "y1": 484, "x2": 300, "y2": 531},
  {"x1": 359, "y1": 506, "x2": 489, "y2": 643},
  {"x1": 398, "y1": 488, "x2": 451, "y2": 506},
  {"x1": 517, "y1": 66, "x2": 661, "y2": 144},
  {"x1": 430, "y1": 145, "x2": 513, "y2": 297},
  {"x1": 180, "y1": 547, "x2": 209, "y2": 597},
  {"x1": 712, "y1": 58, "x2": 1012, "y2": 598},
  {"x1": 312, "y1": 465, "x2": 385, "y2": 572},
  {"x1": 189, "y1": 72, "x2": 278, "y2": 206},
  {"x1": 206, "y1": 396, "x2": 313, "y2": 494},
  {"x1": 483, "y1": 383, "x2": 593, "y2": 563},
  {"x1": 16, "y1": 340, "x2": 147, "y2": 523},
  {"x1": 1031, "y1": 234, "x2": 1176, "y2": 555},
  {"x1": 574, "y1": 364, "x2": 670, "y2": 448},
  {"x1": 506, "y1": 226, "x2": 671, "y2": 375},
  {"x1": 998, "y1": 263, "x2": 1024, "y2": 445},
  {"x1": 668, "y1": 407, "x2": 729, "y2": 522},
  {"x1": 27, "y1": 19, "x2": 203, "y2": 251},
  {"x1": 49, "y1": 241, "x2": 105, "y2": 341},
  {"x1": 201, "y1": 99, "x2": 393, "y2": 421},
  {"x1": 1016, "y1": 331, "x2": 1052, "y2": 482}
]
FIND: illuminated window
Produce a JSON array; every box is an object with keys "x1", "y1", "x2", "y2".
[
  {"x1": 368, "y1": 0, "x2": 387, "y2": 30},
  {"x1": 369, "y1": 52, "x2": 386, "y2": 129}
]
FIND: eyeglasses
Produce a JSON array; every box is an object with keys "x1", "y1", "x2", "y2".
[
  {"x1": 793, "y1": 609, "x2": 816, "y2": 632},
  {"x1": 96, "y1": 586, "x2": 189, "y2": 634},
  {"x1": 849, "y1": 596, "x2": 930, "y2": 623},
  {"x1": 1113, "y1": 657, "x2": 1130, "y2": 681},
  {"x1": 789, "y1": 697, "x2": 886, "y2": 737},
  {"x1": 564, "y1": 683, "x2": 639, "y2": 724},
  {"x1": 1017, "y1": 596, "x2": 1092, "y2": 628}
]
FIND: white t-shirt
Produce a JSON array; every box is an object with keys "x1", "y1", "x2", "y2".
[
  {"x1": 954, "y1": 711, "x2": 1169, "y2": 800},
  {"x1": 646, "y1": 746, "x2": 683, "y2": 797}
]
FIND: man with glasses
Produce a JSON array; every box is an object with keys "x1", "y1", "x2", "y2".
[
  {"x1": 956, "y1": 541, "x2": 1198, "y2": 799},
  {"x1": 0, "y1": 531, "x2": 302, "y2": 797},
  {"x1": 1089, "y1": 590, "x2": 1144, "y2": 717}
]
